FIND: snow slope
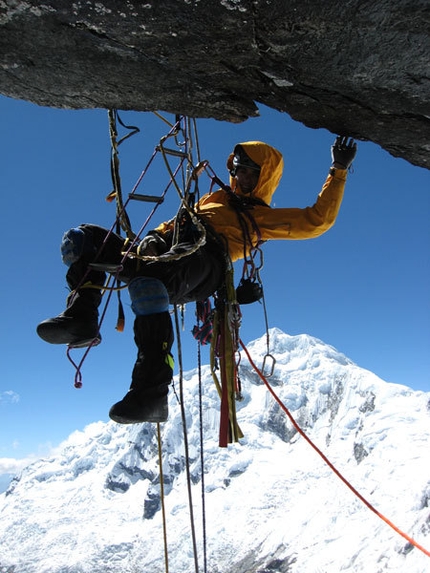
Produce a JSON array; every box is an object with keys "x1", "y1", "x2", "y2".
[{"x1": 1, "y1": 329, "x2": 429, "y2": 573}]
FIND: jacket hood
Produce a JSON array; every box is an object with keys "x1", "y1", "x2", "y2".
[{"x1": 226, "y1": 141, "x2": 284, "y2": 205}]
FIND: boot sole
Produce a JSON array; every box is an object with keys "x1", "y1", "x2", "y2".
[
  {"x1": 37, "y1": 322, "x2": 101, "y2": 347},
  {"x1": 68, "y1": 336, "x2": 102, "y2": 349},
  {"x1": 109, "y1": 402, "x2": 168, "y2": 424},
  {"x1": 109, "y1": 411, "x2": 168, "y2": 424}
]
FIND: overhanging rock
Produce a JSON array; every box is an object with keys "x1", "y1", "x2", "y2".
[{"x1": 1, "y1": 0, "x2": 429, "y2": 169}]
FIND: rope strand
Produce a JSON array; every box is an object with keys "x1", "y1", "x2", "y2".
[
  {"x1": 174, "y1": 306, "x2": 200, "y2": 573},
  {"x1": 239, "y1": 339, "x2": 430, "y2": 559},
  {"x1": 157, "y1": 423, "x2": 170, "y2": 573},
  {"x1": 197, "y1": 337, "x2": 208, "y2": 573}
]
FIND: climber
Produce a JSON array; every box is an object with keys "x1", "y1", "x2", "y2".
[{"x1": 37, "y1": 136, "x2": 357, "y2": 425}]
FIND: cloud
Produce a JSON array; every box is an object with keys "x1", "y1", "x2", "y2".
[
  {"x1": 0, "y1": 390, "x2": 20, "y2": 405},
  {"x1": 0, "y1": 456, "x2": 34, "y2": 475},
  {"x1": 0, "y1": 442, "x2": 59, "y2": 477}
]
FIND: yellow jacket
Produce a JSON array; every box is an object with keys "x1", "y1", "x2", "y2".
[{"x1": 156, "y1": 141, "x2": 347, "y2": 262}]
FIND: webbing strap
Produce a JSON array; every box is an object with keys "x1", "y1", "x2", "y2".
[{"x1": 210, "y1": 269, "x2": 243, "y2": 447}]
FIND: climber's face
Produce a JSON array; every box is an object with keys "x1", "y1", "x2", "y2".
[{"x1": 234, "y1": 166, "x2": 260, "y2": 194}]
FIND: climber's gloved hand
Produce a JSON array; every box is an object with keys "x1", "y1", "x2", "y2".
[{"x1": 331, "y1": 136, "x2": 357, "y2": 169}]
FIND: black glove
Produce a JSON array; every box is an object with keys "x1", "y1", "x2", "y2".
[{"x1": 331, "y1": 136, "x2": 357, "y2": 169}]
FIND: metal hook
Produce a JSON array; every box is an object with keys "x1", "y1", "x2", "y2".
[{"x1": 262, "y1": 353, "x2": 276, "y2": 378}]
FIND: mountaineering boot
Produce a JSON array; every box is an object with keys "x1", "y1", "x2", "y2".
[
  {"x1": 37, "y1": 256, "x2": 105, "y2": 347},
  {"x1": 36, "y1": 287, "x2": 102, "y2": 348},
  {"x1": 109, "y1": 276, "x2": 174, "y2": 424},
  {"x1": 37, "y1": 226, "x2": 107, "y2": 348},
  {"x1": 109, "y1": 312, "x2": 174, "y2": 424}
]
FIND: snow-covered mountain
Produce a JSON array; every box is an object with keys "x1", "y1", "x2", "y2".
[{"x1": 1, "y1": 329, "x2": 429, "y2": 573}]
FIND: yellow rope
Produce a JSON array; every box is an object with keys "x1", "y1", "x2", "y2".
[{"x1": 122, "y1": 226, "x2": 207, "y2": 264}]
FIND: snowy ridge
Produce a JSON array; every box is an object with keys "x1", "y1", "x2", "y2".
[{"x1": 0, "y1": 329, "x2": 429, "y2": 572}]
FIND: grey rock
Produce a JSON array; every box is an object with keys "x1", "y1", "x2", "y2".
[{"x1": 0, "y1": 1, "x2": 429, "y2": 168}]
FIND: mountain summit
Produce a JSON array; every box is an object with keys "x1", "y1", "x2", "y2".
[{"x1": 1, "y1": 329, "x2": 429, "y2": 572}]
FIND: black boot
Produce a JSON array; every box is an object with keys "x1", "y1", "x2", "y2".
[
  {"x1": 37, "y1": 288, "x2": 102, "y2": 347},
  {"x1": 37, "y1": 265, "x2": 104, "y2": 348},
  {"x1": 109, "y1": 312, "x2": 174, "y2": 424}
]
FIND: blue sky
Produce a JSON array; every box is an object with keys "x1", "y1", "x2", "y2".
[{"x1": 0, "y1": 95, "x2": 429, "y2": 477}]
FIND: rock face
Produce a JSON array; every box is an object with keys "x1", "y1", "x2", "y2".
[{"x1": 1, "y1": 0, "x2": 429, "y2": 168}]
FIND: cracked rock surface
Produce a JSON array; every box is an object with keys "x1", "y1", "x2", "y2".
[{"x1": 1, "y1": 0, "x2": 429, "y2": 168}]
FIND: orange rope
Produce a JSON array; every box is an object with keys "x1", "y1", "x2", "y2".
[{"x1": 239, "y1": 339, "x2": 430, "y2": 559}]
